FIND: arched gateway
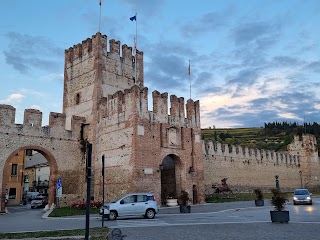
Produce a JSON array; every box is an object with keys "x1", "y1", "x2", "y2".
[
  {"x1": 160, "y1": 155, "x2": 180, "y2": 204},
  {"x1": 2, "y1": 146, "x2": 58, "y2": 208},
  {"x1": 0, "y1": 106, "x2": 86, "y2": 213},
  {"x1": 159, "y1": 151, "x2": 204, "y2": 205}
]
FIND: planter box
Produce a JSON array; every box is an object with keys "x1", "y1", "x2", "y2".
[
  {"x1": 255, "y1": 199, "x2": 264, "y2": 206},
  {"x1": 270, "y1": 211, "x2": 290, "y2": 223},
  {"x1": 166, "y1": 199, "x2": 178, "y2": 207},
  {"x1": 179, "y1": 205, "x2": 191, "y2": 213}
]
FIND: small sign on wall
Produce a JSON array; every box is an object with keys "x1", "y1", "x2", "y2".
[
  {"x1": 144, "y1": 168, "x2": 153, "y2": 175},
  {"x1": 138, "y1": 125, "x2": 144, "y2": 135},
  {"x1": 195, "y1": 134, "x2": 200, "y2": 143}
]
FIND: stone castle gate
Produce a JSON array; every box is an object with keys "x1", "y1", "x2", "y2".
[
  {"x1": 0, "y1": 32, "x2": 205, "y2": 212},
  {"x1": 1, "y1": 32, "x2": 320, "y2": 213},
  {"x1": 0, "y1": 107, "x2": 86, "y2": 212}
]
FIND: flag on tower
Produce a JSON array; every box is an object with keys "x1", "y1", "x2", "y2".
[
  {"x1": 99, "y1": 0, "x2": 102, "y2": 6},
  {"x1": 130, "y1": 15, "x2": 137, "y2": 21},
  {"x1": 188, "y1": 61, "x2": 191, "y2": 75}
]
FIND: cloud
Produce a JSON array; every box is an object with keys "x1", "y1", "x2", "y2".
[
  {"x1": 231, "y1": 21, "x2": 281, "y2": 46},
  {"x1": 144, "y1": 40, "x2": 198, "y2": 94},
  {"x1": 305, "y1": 61, "x2": 320, "y2": 73},
  {"x1": 3, "y1": 32, "x2": 63, "y2": 73},
  {"x1": 180, "y1": 11, "x2": 229, "y2": 37},
  {"x1": 29, "y1": 105, "x2": 42, "y2": 111},
  {"x1": 120, "y1": 0, "x2": 165, "y2": 17},
  {"x1": 197, "y1": 61, "x2": 320, "y2": 128},
  {"x1": 0, "y1": 93, "x2": 24, "y2": 104},
  {"x1": 40, "y1": 73, "x2": 64, "y2": 82},
  {"x1": 226, "y1": 68, "x2": 261, "y2": 85},
  {"x1": 20, "y1": 89, "x2": 44, "y2": 98},
  {"x1": 278, "y1": 112, "x2": 301, "y2": 120}
]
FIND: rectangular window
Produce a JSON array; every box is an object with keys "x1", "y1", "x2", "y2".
[
  {"x1": 11, "y1": 164, "x2": 18, "y2": 176},
  {"x1": 9, "y1": 188, "x2": 16, "y2": 199},
  {"x1": 137, "y1": 195, "x2": 147, "y2": 202}
]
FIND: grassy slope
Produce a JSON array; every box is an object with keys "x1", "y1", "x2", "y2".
[{"x1": 202, "y1": 127, "x2": 290, "y2": 152}]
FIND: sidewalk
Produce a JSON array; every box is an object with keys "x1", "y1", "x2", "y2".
[{"x1": 158, "y1": 200, "x2": 271, "y2": 214}]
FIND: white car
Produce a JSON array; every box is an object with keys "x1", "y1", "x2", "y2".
[
  {"x1": 100, "y1": 192, "x2": 158, "y2": 220},
  {"x1": 293, "y1": 188, "x2": 312, "y2": 205}
]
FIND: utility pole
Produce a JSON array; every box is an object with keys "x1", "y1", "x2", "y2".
[
  {"x1": 85, "y1": 142, "x2": 92, "y2": 240},
  {"x1": 101, "y1": 154, "x2": 105, "y2": 227}
]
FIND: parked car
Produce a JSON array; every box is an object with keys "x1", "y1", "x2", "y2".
[
  {"x1": 293, "y1": 188, "x2": 312, "y2": 205},
  {"x1": 100, "y1": 192, "x2": 158, "y2": 220},
  {"x1": 27, "y1": 191, "x2": 40, "y2": 202},
  {"x1": 30, "y1": 196, "x2": 48, "y2": 208}
]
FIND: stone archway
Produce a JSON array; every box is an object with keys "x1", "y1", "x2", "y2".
[
  {"x1": 1, "y1": 145, "x2": 58, "y2": 211},
  {"x1": 160, "y1": 154, "x2": 181, "y2": 205}
]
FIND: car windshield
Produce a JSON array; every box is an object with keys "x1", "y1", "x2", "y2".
[
  {"x1": 294, "y1": 190, "x2": 309, "y2": 195},
  {"x1": 34, "y1": 197, "x2": 46, "y2": 200}
]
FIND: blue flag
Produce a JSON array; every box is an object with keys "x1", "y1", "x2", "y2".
[{"x1": 130, "y1": 15, "x2": 136, "y2": 21}]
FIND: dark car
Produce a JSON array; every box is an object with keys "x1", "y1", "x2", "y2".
[
  {"x1": 293, "y1": 188, "x2": 312, "y2": 205},
  {"x1": 30, "y1": 196, "x2": 48, "y2": 208}
]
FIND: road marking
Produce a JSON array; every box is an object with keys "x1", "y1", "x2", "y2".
[{"x1": 115, "y1": 219, "x2": 169, "y2": 228}]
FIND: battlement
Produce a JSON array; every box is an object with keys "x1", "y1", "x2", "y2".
[
  {"x1": 100, "y1": 86, "x2": 200, "y2": 128},
  {"x1": 24, "y1": 108, "x2": 42, "y2": 127},
  {"x1": 65, "y1": 32, "x2": 106, "y2": 63},
  {"x1": 0, "y1": 104, "x2": 15, "y2": 125},
  {"x1": 289, "y1": 134, "x2": 318, "y2": 151},
  {"x1": 204, "y1": 140, "x2": 300, "y2": 166},
  {"x1": 64, "y1": 32, "x2": 143, "y2": 65},
  {"x1": 0, "y1": 105, "x2": 85, "y2": 140}
]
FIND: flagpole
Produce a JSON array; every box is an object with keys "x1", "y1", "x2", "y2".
[
  {"x1": 135, "y1": 12, "x2": 138, "y2": 86},
  {"x1": 99, "y1": 0, "x2": 102, "y2": 32},
  {"x1": 189, "y1": 60, "x2": 191, "y2": 99}
]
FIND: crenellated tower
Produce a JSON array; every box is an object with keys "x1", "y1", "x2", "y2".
[
  {"x1": 62, "y1": 32, "x2": 204, "y2": 204},
  {"x1": 63, "y1": 32, "x2": 144, "y2": 130},
  {"x1": 287, "y1": 134, "x2": 320, "y2": 187}
]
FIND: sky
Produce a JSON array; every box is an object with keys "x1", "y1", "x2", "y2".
[{"x1": 0, "y1": 0, "x2": 319, "y2": 128}]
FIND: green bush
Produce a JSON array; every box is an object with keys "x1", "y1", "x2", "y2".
[
  {"x1": 254, "y1": 189, "x2": 263, "y2": 200},
  {"x1": 270, "y1": 189, "x2": 288, "y2": 211},
  {"x1": 70, "y1": 200, "x2": 102, "y2": 209}
]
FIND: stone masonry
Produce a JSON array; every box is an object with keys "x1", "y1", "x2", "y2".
[
  {"x1": 0, "y1": 32, "x2": 319, "y2": 212},
  {"x1": 204, "y1": 134, "x2": 320, "y2": 194}
]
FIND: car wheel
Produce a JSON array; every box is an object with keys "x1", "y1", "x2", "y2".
[
  {"x1": 145, "y1": 209, "x2": 155, "y2": 219},
  {"x1": 31, "y1": 206, "x2": 35, "y2": 209},
  {"x1": 108, "y1": 211, "x2": 117, "y2": 220}
]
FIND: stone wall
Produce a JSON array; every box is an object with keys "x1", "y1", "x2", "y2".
[
  {"x1": 203, "y1": 134, "x2": 320, "y2": 194},
  {"x1": 2, "y1": 32, "x2": 319, "y2": 213},
  {"x1": 0, "y1": 105, "x2": 86, "y2": 212}
]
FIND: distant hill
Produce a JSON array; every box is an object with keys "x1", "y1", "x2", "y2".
[{"x1": 201, "y1": 122, "x2": 320, "y2": 155}]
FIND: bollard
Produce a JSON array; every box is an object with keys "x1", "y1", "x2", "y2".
[{"x1": 107, "y1": 228, "x2": 123, "y2": 240}]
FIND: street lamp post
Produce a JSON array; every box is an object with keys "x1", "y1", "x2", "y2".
[
  {"x1": 299, "y1": 171, "x2": 303, "y2": 188},
  {"x1": 275, "y1": 175, "x2": 280, "y2": 189},
  {"x1": 101, "y1": 154, "x2": 105, "y2": 227}
]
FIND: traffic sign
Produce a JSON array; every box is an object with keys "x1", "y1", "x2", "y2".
[
  {"x1": 57, "y1": 187, "x2": 62, "y2": 198},
  {"x1": 58, "y1": 178, "x2": 62, "y2": 184},
  {"x1": 56, "y1": 183, "x2": 61, "y2": 189}
]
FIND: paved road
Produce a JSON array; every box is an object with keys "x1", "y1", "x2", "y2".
[{"x1": 1, "y1": 199, "x2": 320, "y2": 240}]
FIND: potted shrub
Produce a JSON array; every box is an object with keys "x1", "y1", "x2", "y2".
[
  {"x1": 166, "y1": 193, "x2": 178, "y2": 207},
  {"x1": 254, "y1": 189, "x2": 264, "y2": 206},
  {"x1": 179, "y1": 190, "x2": 191, "y2": 213},
  {"x1": 270, "y1": 188, "x2": 289, "y2": 223}
]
